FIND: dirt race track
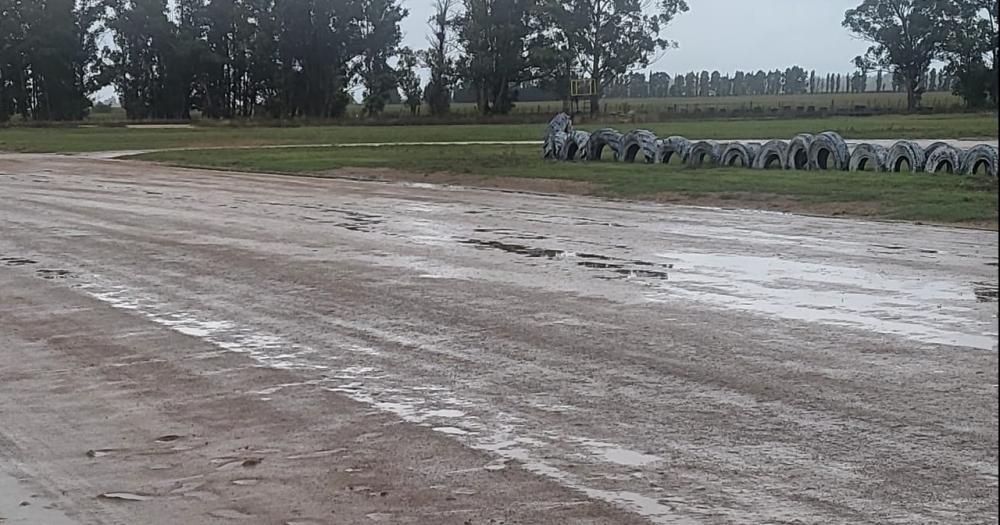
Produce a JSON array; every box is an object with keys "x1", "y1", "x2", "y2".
[{"x1": 0, "y1": 154, "x2": 997, "y2": 524}]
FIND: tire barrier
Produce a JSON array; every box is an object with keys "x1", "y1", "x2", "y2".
[
  {"x1": 721, "y1": 142, "x2": 760, "y2": 168},
  {"x1": 586, "y1": 128, "x2": 624, "y2": 161},
  {"x1": 962, "y1": 144, "x2": 998, "y2": 178},
  {"x1": 621, "y1": 129, "x2": 658, "y2": 164},
  {"x1": 848, "y1": 143, "x2": 889, "y2": 172},
  {"x1": 808, "y1": 131, "x2": 850, "y2": 171},
  {"x1": 752, "y1": 140, "x2": 788, "y2": 170},
  {"x1": 887, "y1": 140, "x2": 926, "y2": 173},
  {"x1": 785, "y1": 134, "x2": 814, "y2": 170},
  {"x1": 686, "y1": 141, "x2": 722, "y2": 167},
  {"x1": 541, "y1": 114, "x2": 998, "y2": 178},
  {"x1": 657, "y1": 136, "x2": 691, "y2": 164},
  {"x1": 561, "y1": 130, "x2": 590, "y2": 161}
]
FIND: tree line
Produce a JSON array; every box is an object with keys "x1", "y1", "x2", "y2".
[
  {"x1": 599, "y1": 67, "x2": 958, "y2": 99},
  {"x1": 0, "y1": 0, "x2": 996, "y2": 122}
]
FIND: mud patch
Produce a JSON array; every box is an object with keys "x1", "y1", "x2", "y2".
[
  {"x1": 1, "y1": 257, "x2": 37, "y2": 266},
  {"x1": 35, "y1": 269, "x2": 74, "y2": 280},
  {"x1": 461, "y1": 239, "x2": 671, "y2": 281},
  {"x1": 973, "y1": 282, "x2": 999, "y2": 303},
  {"x1": 461, "y1": 239, "x2": 564, "y2": 258}
]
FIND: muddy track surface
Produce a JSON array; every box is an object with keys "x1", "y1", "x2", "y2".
[{"x1": 0, "y1": 154, "x2": 997, "y2": 524}]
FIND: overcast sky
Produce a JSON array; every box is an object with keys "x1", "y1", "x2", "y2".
[{"x1": 398, "y1": 0, "x2": 872, "y2": 75}]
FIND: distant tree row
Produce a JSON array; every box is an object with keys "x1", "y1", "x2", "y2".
[{"x1": 598, "y1": 67, "x2": 958, "y2": 99}]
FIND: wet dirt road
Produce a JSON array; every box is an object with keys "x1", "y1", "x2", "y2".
[{"x1": 0, "y1": 154, "x2": 997, "y2": 524}]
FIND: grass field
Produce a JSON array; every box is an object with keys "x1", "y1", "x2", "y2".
[
  {"x1": 1, "y1": 113, "x2": 996, "y2": 153},
  {"x1": 63, "y1": 91, "x2": 973, "y2": 122},
  {"x1": 133, "y1": 143, "x2": 999, "y2": 225},
  {"x1": 389, "y1": 92, "x2": 969, "y2": 117}
]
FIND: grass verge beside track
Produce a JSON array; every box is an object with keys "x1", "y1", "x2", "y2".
[
  {"x1": 1, "y1": 113, "x2": 996, "y2": 153},
  {"x1": 133, "y1": 144, "x2": 999, "y2": 227}
]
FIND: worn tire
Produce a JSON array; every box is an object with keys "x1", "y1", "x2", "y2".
[
  {"x1": 549, "y1": 131, "x2": 568, "y2": 161},
  {"x1": 785, "y1": 134, "x2": 813, "y2": 170},
  {"x1": 586, "y1": 128, "x2": 624, "y2": 161},
  {"x1": 848, "y1": 143, "x2": 889, "y2": 172},
  {"x1": 752, "y1": 140, "x2": 788, "y2": 170},
  {"x1": 561, "y1": 130, "x2": 590, "y2": 161},
  {"x1": 924, "y1": 144, "x2": 964, "y2": 175},
  {"x1": 887, "y1": 140, "x2": 926, "y2": 173},
  {"x1": 686, "y1": 140, "x2": 722, "y2": 168},
  {"x1": 621, "y1": 129, "x2": 658, "y2": 163},
  {"x1": 962, "y1": 144, "x2": 998, "y2": 178},
  {"x1": 543, "y1": 113, "x2": 573, "y2": 159},
  {"x1": 720, "y1": 142, "x2": 759, "y2": 167},
  {"x1": 923, "y1": 141, "x2": 950, "y2": 160},
  {"x1": 808, "y1": 131, "x2": 850, "y2": 171},
  {"x1": 657, "y1": 136, "x2": 691, "y2": 164}
]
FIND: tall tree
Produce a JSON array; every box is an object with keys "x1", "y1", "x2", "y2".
[
  {"x1": 356, "y1": 0, "x2": 406, "y2": 116},
  {"x1": 396, "y1": 46, "x2": 422, "y2": 114},
  {"x1": 785, "y1": 66, "x2": 807, "y2": 94},
  {"x1": 422, "y1": 0, "x2": 455, "y2": 115},
  {"x1": 943, "y1": 0, "x2": 997, "y2": 107},
  {"x1": 843, "y1": 0, "x2": 957, "y2": 111},
  {"x1": 709, "y1": 70, "x2": 720, "y2": 96},
  {"x1": 550, "y1": 0, "x2": 687, "y2": 113},
  {"x1": 0, "y1": 0, "x2": 100, "y2": 121},
  {"x1": 669, "y1": 72, "x2": 684, "y2": 96},
  {"x1": 684, "y1": 71, "x2": 696, "y2": 97},
  {"x1": 455, "y1": 0, "x2": 554, "y2": 114},
  {"x1": 103, "y1": 0, "x2": 194, "y2": 119}
]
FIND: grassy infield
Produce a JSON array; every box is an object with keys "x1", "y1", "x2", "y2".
[{"x1": 2, "y1": 113, "x2": 997, "y2": 225}]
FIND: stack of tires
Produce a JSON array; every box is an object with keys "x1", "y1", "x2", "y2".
[{"x1": 541, "y1": 113, "x2": 998, "y2": 178}]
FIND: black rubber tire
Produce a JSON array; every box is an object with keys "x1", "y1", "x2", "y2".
[
  {"x1": 720, "y1": 142, "x2": 759, "y2": 168},
  {"x1": 785, "y1": 134, "x2": 813, "y2": 170},
  {"x1": 586, "y1": 128, "x2": 624, "y2": 161},
  {"x1": 561, "y1": 131, "x2": 590, "y2": 161},
  {"x1": 686, "y1": 140, "x2": 722, "y2": 168},
  {"x1": 923, "y1": 141, "x2": 950, "y2": 160},
  {"x1": 752, "y1": 140, "x2": 788, "y2": 170},
  {"x1": 924, "y1": 144, "x2": 964, "y2": 175},
  {"x1": 961, "y1": 144, "x2": 998, "y2": 178},
  {"x1": 549, "y1": 131, "x2": 568, "y2": 161},
  {"x1": 621, "y1": 129, "x2": 658, "y2": 163},
  {"x1": 808, "y1": 131, "x2": 850, "y2": 171},
  {"x1": 657, "y1": 136, "x2": 691, "y2": 164},
  {"x1": 887, "y1": 140, "x2": 927, "y2": 173},
  {"x1": 848, "y1": 143, "x2": 889, "y2": 172},
  {"x1": 542, "y1": 113, "x2": 573, "y2": 159}
]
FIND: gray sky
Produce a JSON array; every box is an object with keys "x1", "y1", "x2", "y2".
[{"x1": 397, "y1": 0, "x2": 872, "y2": 75}]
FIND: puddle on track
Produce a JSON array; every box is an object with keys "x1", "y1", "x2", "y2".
[
  {"x1": 646, "y1": 252, "x2": 998, "y2": 350},
  {"x1": 460, "y1": 239, "x2": 672, "y2": 282}
]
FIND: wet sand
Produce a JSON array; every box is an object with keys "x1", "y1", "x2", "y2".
[{"x1": 1, "y1": 154, "x2": 997, "y2": 524}]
